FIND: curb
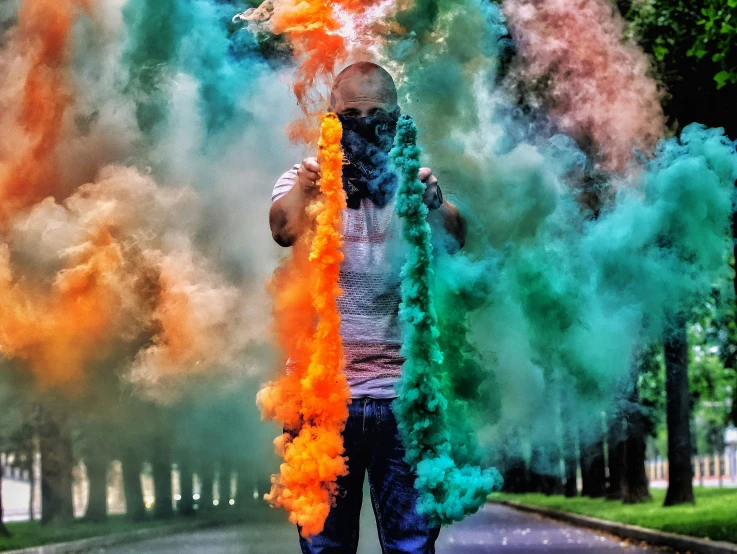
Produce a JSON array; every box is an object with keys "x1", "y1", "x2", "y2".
[
  {"x1": 2, "y1": 519, "x2": 224, "y2": 554},
  {"x1": 494, "y1": 500, "x2": 737, "y2": 554}
]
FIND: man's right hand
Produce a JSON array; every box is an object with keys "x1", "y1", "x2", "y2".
[
  {"x1": 270, "y1": 157, "x2": 322, "y2": 247},
  {"x1": 297, "y1": 157, "x2": 321, "y2": 193}
]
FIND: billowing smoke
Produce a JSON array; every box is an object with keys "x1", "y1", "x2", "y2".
[
  {"x1": 503, "y1": 0, "x2": 666, "y2": 172},
  {"x1": 1, "y1": 0, "x2": 735, "y2": 537}
]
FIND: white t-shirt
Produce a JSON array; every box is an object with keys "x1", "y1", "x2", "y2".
[{"x1": 272, "y1": 164, "x2": 404, "y2": 399}]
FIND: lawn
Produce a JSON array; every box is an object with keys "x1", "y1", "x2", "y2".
[
  {"x1": 0, "y1": 507, "x2": 280, "y2": 552},
  {"x1": 491, "y1": 487, "x2": 737, "y2": 544},
  {"x1": 0, "y1": 516, "x2": 186, "y2": 552}
]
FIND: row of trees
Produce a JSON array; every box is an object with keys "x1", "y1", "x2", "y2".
[
  {"x1": 496, "y1": 0, "x2": 737, "y2": 507},
  {"x1": 624, "y1": 0, "x2": 737, "y2": 505},
  {"x1": 0, "y1": 373, "x2": 274, "y2": 536}
]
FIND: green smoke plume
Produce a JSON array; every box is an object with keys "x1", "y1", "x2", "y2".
[{"x1": 391, "y1": 115, "x2": 503, "y2": 525}]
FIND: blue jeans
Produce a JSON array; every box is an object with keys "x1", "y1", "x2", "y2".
[{"x1": 299, "y1": 398, "x2": 440, "y2": 554}]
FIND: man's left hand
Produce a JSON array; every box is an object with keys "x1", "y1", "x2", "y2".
[{"x1": 419, "y1": 167, "x2": 440, "y2": 209}]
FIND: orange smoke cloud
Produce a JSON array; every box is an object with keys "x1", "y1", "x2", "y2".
[
  {"x1": 0, "y1": 165, "x2": 253, "y2": 394},
  {"x1": 0, "y1": 227, "x2": 128, "y2": 385},
  {"x1": 259, "y1": 114, "x2": 350, "y2": 538},
  {"x1": 0, "y1": 0, "x2": 92, "y2": 221}
]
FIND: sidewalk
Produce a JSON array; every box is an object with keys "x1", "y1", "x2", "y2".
[{"x1": 649, "y1": 478, "x2": 737, "y2": 489}]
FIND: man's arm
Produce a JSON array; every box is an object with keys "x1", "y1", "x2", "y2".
[
  {"x1": 269, "y1": 157, "x2": 321, "y2": 247},
  {"x1": 419, "y1": 168, "x2": 467, "y2": 250}
]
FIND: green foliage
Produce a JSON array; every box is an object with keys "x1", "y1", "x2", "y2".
[
  {"x1": 493, "y1": 488, "x2": 737, "y2": 543},
  {"x1": 690, "y1": 1, "x2": 737, "y2": 88},
  {"x1": 626, "y1": 0, "x2": 737, "y2": 137},
  {"x1": 629, "y1": 0, "x2": 737, "y2": 90},
  {"x1": 689, "y1": 293, "x2": 737, "y2": 447}
]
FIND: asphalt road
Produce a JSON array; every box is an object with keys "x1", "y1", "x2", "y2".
[{"x1": 96, "y1": 503, "x2": 659, "y2": 554}]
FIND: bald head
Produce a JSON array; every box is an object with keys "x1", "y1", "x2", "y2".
[{"x1": 330, "y1": 62, "x2": 398, "y2": 117}]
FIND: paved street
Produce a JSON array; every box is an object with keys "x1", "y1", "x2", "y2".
[{"x1": 97, "y1": 503, "x2": 659, "y2": 554}]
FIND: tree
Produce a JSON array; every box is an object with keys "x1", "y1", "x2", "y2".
[
  {"x1": 235, "y1": 465, "x2": 255, "y2": 509},
  {"x1": 39, "y1": 408, "x2": 74, "y2": 524},
  {"x1": 579, "y1": 423, "x2": 607, "y2": 498},
  {"x1": 663, "y1": 325, "x2": 695, "y2": 505},
  {"x1": 199, "y1": 459, "x2": 214, "y2": 512},
  {"x1": 83, "y1": 454, "x2": 109, "y2": 523},
  {"x1": 0, "y1": 465, "x2": 9, "y2": 537},
  {"x1": 560, "y1": 401, "x2": 578, "y2": 498},
  {"x1": 151, "y1": 431, "x2": 174, "y2": 519},
  {"x1": 76, "y1": 420, "x2": 112, "y2": 524},
  {"x1": 623, "y1": 348, "x2": 659, "y2": 504},
  {"x1": 623, "y1": 403, "x2": 652, "y2": 504},
  {"x1": 218, "y1": 459, "x2": 232, "y2": 509},
  {"x1": 178, "y1": 456, "x2": 195, "y2": 516},
  {"x1": 606, "y1": 414, "x2": 626, "y2": 500},
  {"x1": 121, "y1": 448, "x2": 146, "y2": 521}
]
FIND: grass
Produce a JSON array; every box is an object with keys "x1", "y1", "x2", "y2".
[
  {"x1": 0, "y1": 515, "x2": 181, "y2": 552},
  {"x1": 0, "y1": 507, "x2": 281, "y2": 552},
  {"x1": 491, "y1": 487, "x2": 737, "y2": 544}
]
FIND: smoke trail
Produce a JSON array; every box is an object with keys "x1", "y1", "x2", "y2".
[
  {"x1": 503, "y1": 0, "x2": 665, "y2": 172},
  {"x1": 121, "y1": 0, "x2": 257, "y2": 142},
  {"x1": 0, "y1": 0, "x2": 91, "y2": 222},
  {"x1": 391, "y1": 115, "x2": 502, "y2": 525},
  {"x1": 120, "y1": 0, "x2": 188, "y2": 137},
  {"x1": 258, "y1": 114, "x2": 350, "y2": 538}
]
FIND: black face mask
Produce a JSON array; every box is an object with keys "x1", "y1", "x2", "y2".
[{"x1": 338, "y1": 110, "x2": 400, "y2": 209}]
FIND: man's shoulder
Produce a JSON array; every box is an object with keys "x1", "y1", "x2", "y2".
[{"x1": 272, "y1": 164, "x2": 301, "y2": 203}]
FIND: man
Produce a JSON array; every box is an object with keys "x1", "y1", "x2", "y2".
[{"x1": 269, "y1": 62, "x2": 465, "y2": 554}]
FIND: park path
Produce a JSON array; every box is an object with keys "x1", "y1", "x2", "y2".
[{"x1": 96, "y1": 503, "x2": 658, "y2": 554}]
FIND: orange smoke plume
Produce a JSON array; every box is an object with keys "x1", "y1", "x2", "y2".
[
  {"x1": 259, "y1": 113, "x2": 350, "y2": 537},
  {"x1": 236, "y1": 0, "x2": 383, "y2": 143},
  {"x1": 0, "y1": 0, "x2": 92, "y2": 222}
]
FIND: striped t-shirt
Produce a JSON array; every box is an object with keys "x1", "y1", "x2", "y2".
[{"x1": 272, "y1": 164, "x2": 404, "y2": 399}]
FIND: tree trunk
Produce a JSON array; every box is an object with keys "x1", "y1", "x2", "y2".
[
  {"x1": 530, "y1": 445, "x2": 562, "y2": 496},
  {"x1": 561, "y1": 401, "x2": 578, "y2": 497},
  {"x1": 39, "y1": 413, "x2": 74, "y2": 525},
  {"x1": 623, "y1": 403, "x2": 652, "y2": 504},
  {"x1": 178, "y1": 456, "x2": 194, "y2": 516},
  {"x1": 121, "y1": 450, "x2": 146, "y2": 520},
  {"x1": 152, "y1": 438, "x2": 174, "y2": 519},
  {"x1": 500, "y1": 429, "x2": 530, "y2": 493},
  {"x1": 199, "y1": 460, "x2": 214, "y2": 511},
  {"x1": 0, "y1": 469, "x2": 10, "y2": 537},
  {"x1": 664, "y1": 326, "x2": 695, "y2": 506},
  {"x1": 732, "y1": 200, "x2": 737, "y2": 428},
  {"x1": 235, "y1": 465, "x2": 254, "y2": 509},
  {"x1": 257, "y1": 474, "x2": 272, "y2": 503},
  {"x1": 502, "y1": 460, "x2": 529, "y2": 493},
  {"x1": 606, "y1": 414, "x2": 626, "y2": 500},
  {"x1": 83, "y1": 456, "x2": 108, "y2": 523},
  {"x1": 218, "y1": 460, "x2": 231, "y2": 509},
  {"x1": 29, "y1": 460, "x2": 35, "y2": 521},
  {"x1": 580, "y1": 429, "x2": 607, "y2": 498}
]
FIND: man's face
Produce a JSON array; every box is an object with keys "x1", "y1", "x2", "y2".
[
  {"x1": 330, "y1": 69, "x2": 400, "y2": 209},
  {"x1": 330, "y1": 73, "x2": 398, "y2": 119}
]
